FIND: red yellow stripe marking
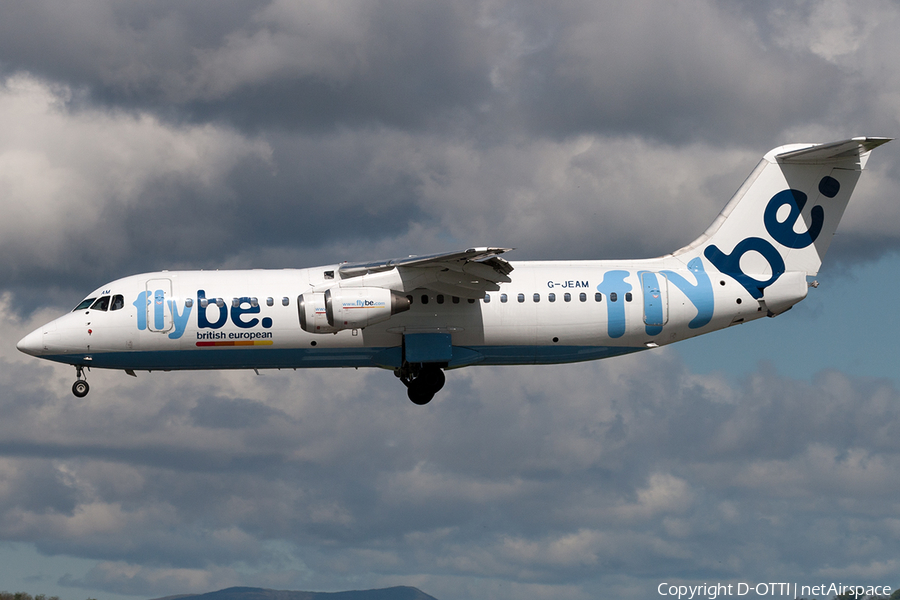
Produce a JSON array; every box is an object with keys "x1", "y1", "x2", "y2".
[{"x1": 196, "y1": 340, "x2": 274, "y2": 347}]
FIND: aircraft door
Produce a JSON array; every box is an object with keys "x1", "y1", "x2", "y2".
[
  {"x1": 641, "y1": 272, "x2": 668, "y2": 328},
  {"x1": 145, "y1": 278, "x2": 173, "y2": 333}
]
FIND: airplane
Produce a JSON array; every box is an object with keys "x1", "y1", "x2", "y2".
[{"x1": 17, "y1": 137, "x2": 890, "y2": 404}]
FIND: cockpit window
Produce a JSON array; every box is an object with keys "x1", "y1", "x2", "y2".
[
  {"x1": 73, "y1": 298, "x2": 96, "y2": 311},
  {"x1": 90, "y1": 296, "x2": 111, "y2": 311},
  {"x1": 110, "y1": 295, "x2": 125, "y2": 311}
]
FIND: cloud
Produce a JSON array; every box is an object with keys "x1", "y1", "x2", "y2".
[
  {"x1": 0, "y1": 72, "x2": 272, "y2": 308},
  {"x1": 4, "y1": 72, "x2": 894, "y2": 312},
  {"x1": 0, "y1": 0, "x2": 495, "y2": 131},
  {"x1": 0, "y1": 0, "x2": 856, "y2": 142},
  {"x1": 2, "y1": 271, "x2": 900, "y2": 599},
  {"x1": 765, "y1": 0, "x2": 883, "y2": 63},
  {"x1": 2, "y1": 0, "x2": 899, "y2": 312},
  {"x1": 1, "y1": 1, "x2": 900, "y2": 599},
  {"x1": 60, "y1": 561, "x2": 243, "y2": 597},
  {"x1": 485, "y1": 0, "x2": 838, "y2": 142}
]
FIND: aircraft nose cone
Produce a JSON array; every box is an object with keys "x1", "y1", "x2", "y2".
[{"x1": 17, "y1": 327, "x2": 44, "y2": 356}]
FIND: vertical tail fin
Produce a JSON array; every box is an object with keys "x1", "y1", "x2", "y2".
[{"x1": 673, "y1": 137, "x2": 890, "y2": 300}]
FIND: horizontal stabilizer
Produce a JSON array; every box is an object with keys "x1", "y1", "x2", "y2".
[{"x1": 776, "y1": 137, "x2": 892, "y2": 165}]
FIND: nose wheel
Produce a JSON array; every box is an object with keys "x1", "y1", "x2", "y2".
[{"x1": 72, "y1": 366, "x2": 90, "y2": 398}]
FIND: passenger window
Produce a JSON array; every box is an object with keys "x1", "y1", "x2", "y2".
[
  {"x1": 437, "y1": 294, "x2": 444, "y2": 304},
  {"x1": 251, "y1": 297, "x2": 259, "y2": 308},
  {"x1": 215, "y1": 298, "x2": 225, "y2": 308},
  {"x1": 548, "y1": 293, "x2": 555, "y2": 302},
  {"x1": 421, "y1": 294, "x2": 429, "y2": 305},
  {"x1": 467, "y1": 298, "x2": 476, "y2": 304},
  {"x1": 90, "y1": 296, "x2": 110, "y2": 311},
  {"x1": 517, "y1": 293, "x2": 525, "y2": 303},
  {"x1": 184, "y1": 298, "x2": 193, "y2": 308},
  {"x1": 484, "y1": 294, "x2": 491, "y2": 303},
  {"x1": 595, "y1": 293, "x2": 602, "y2": 302},
  {"x1": 73, "y1": 298, "x2": 96, "y2": 311},
  {"x1": 452, "y1": 296, "x2": 460, "y2": 304},
  {"x1": 110, "y1": 295, "x2": 125, "y2": 311},
  {"x1": 533, "y1": 293, "x2": 540, "y2": 303},
  {"x1": 625, "y1": 292, "x2": 633, "y2": 302},
  {"x1": 579, "y1": 293, "x2": 587, "y2": 302},
  {"x1": 564, "y1": 293, "x2": 571, "y2": 302},
  {"x1": 610, "y1": 292, "x2": 618, "y2": 302},
  {"x1": 500, "y1": 294, "x2": 508, "y2": 303},
  {"x1": 282, "y1": 297, "x2": 289, "y2": 306},
  {"x1": 266, "y1": 297, "x2": 274, "y2": 307}
]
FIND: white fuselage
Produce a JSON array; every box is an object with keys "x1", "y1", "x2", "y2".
[{"x1": 17, "y1": 257, "x2": 780, "y2": 372}]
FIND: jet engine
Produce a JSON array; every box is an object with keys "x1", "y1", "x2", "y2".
[{"x1": 299, "y1": 288, "x2": 411, "y2": 333}]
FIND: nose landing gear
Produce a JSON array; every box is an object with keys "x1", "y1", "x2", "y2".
[
  {"x1": 396, "y1": 363, "x2": 446, "y2": 405},
  {"x1": 72, "y1": 366, "x2": 90, "y2": 398}
]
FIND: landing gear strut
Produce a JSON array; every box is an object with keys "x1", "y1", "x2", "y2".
[
  {"x1": 396, "y1": 363, "x2": 445, "y2": 405},
  {"x1": 72, "y1": 366, "x2": 90, "y2": 398}
]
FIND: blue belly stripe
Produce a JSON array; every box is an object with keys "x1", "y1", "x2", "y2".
[{"x1": 40, "y1": 344, "x2": 646, "y2": 371}]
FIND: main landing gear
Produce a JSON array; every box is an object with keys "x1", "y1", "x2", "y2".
[
  {"x1": 72, "y1": 366, "x2": 90, "y2": 398},
  {"x1": 396, "y1": 363, "x2": 446, "y2": 405}
]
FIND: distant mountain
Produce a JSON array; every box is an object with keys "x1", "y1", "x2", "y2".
[{"x1": 149, "y1": 586, "x2": 438, "y2": 600}]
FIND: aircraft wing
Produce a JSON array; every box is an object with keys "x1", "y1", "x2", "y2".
[{"x1": 339, "y1": 247, "x2": 515, "y2": 298}]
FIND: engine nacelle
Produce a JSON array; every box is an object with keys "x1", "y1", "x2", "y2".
[
  {"x1": 299, "y1": 288, "x2": 410, "y2": 334},
  {"x1": 298, "y1": 292, "x2": 337, "y2": 334}
]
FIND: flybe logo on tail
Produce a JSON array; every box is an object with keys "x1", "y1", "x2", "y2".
[{"x1": 704, "y1": 177, "x2": 838, "y2": 299}]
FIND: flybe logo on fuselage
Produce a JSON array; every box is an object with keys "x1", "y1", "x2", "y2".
[
  {"x1": 134, "y1": 289, "x2": 273, "y2": 340},
  {"x1": 591, "y1": 261, "x2": 715, "y2": 339}
]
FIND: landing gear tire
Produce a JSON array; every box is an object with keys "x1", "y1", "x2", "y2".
[
  {"x1": 72, "y1": 365, "x2": 89, "y2": 397},
  {"x1": 407, "y1": 384, "x2": 434, "y2": 405},
  {"x1": 72, "y1": 379, "x2": 90, "y2": 398},
  {"x1": 405, "y1": 365, "x2": 445, "y2": 405}
]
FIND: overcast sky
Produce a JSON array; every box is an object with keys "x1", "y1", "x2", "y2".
[{"x1": 1, "y1": 1, "x2": 899, "y2": 599}]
